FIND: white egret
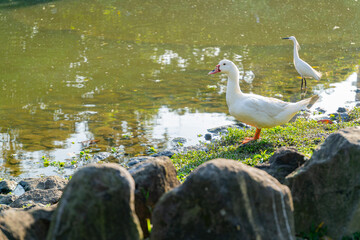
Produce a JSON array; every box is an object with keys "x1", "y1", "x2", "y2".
[
  {"x1": 209, "y1": 59, "x2": 319, "y2": 143},
  {"x1": 282, "y1": 36, "x2": 322, "y2": 90}
]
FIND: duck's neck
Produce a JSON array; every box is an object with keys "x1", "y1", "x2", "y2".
[
  {"x1": 292, "y1": 40, "x2": 300, "y2": 61},
  {"x1": 226, "y1": 69, "x2": 242, "y2": 105}
]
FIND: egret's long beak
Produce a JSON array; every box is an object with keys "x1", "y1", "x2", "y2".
[
  {"x1": 208, "y1": 65, "x2": 221, "y2": 75},
  {"x1": 282, "y1": 37, "x2": 290, "y2": 40}
]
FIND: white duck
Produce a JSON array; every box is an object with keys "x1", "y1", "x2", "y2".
[
  {"x1": 209, "y1": 59, "x2": 319, "y2": 143},
  {"x1": 282, "y1": 36, "x2": 322, "y2": 90}
]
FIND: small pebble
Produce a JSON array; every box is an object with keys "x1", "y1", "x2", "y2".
[
  {"x1": 337, "y1": 107, "x2": 347, "y2": 113},
  {"x1": 315, "y1": 107, "x2": 326, "y2": 114},
  {"x1": 204, "y1": 134, "x2": 212, "y2": 141},
  {"x1": 172, "y1": 137, "x2": 187, "y2": 144},
  {"x1": 152, "y1": 150, "x2": 176, "y2": 158}
]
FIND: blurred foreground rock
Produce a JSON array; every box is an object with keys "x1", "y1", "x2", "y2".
[
  {"x1": 0, "y1": 206, "x2": 56, "y2": 240},
  {"x1": 286, "y1": 127, "x2": 360, "y2": 239},
  {"x1": 151, "y1": 158, "x2": 295, "y2": 240},
  {"x1": 46, "y1": 163, "x2": 143, "y2": 240}
]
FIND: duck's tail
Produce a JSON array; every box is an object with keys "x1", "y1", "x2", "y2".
[
  {"x1": 305, "y1": 95, "x2": 319, "y2": 109},
  {"x1": 296, "y1": 95, "x2": 319, "y2": 110}
]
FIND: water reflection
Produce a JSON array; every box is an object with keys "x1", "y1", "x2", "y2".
[
  {"x1": 0, "y1": 0, "x2": 359, "y2": 178},
  {"x1": 0, "y1": 129, "x2": 21, "y2": 176},
  {"x1": 312, "y1": 72, "x2": 359, "y2": 114},
  {"x1": 151, "y1": 106, "x2": 235, "y2": 148}
]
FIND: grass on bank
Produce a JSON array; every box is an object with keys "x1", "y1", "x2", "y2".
[{"x1": 172, "y1": 107, "x2": 360, "y2": 182}]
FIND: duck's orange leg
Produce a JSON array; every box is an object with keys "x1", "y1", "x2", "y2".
[{"x1": 242, "y1": 128, "x2": 261, "y2": 144}]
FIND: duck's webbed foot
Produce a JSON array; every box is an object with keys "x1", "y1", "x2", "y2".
[
  {"x1": 242, "y1": 137, "x2": 258, "y2": 144},
  {"x1": 241, "y1": 128, "x2": 261, "y2": 144}
]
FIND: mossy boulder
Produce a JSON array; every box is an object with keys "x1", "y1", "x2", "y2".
[
  {"x1": 151, "y1": 158, "x2": 295, "y2": 240},
  {"x1": 46, "y1": 163, "x2": 143, "y2": 240}
]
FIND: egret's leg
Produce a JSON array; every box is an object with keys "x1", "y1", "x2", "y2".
[
  {"x1": 301, "y1": 78, "x2": 304, "y2": 90},
  {"x1": 304, "y1": 78, "x2": 307, "y2": 89},
  {"x1": 242, "y1": 128, "x2": 261, "y2": 144}
]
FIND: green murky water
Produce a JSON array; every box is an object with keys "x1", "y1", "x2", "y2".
[{"x1": 0, "y1": 0, "x2": 359, "y2": 177}]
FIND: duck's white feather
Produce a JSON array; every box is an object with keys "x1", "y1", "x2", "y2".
[{"x1": 228, "y1": 92, "x2": 316, "y2": 128}]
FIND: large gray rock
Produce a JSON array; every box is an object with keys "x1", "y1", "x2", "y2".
[
  {"x1": 10, "y1": 189, "x2": 62, "y2": 208},
  {"x1": 0, "y1": 206, "x2": 56, "y2": 240},
  {"x1": 286, "y1": 127, "x2": 360, "y2": 239},
  {"x1": 47, "y1": 163, "x2": 143, "y2": 240},
  {"x1": 151, "y1": 158, "x2": 295, "y2": 240},
  {"x1": 129, "y1": 156, "x2": 180, "y2": 238},
  {"x1": 19, "y1": 176, "x2": 68, "y2": 192}
]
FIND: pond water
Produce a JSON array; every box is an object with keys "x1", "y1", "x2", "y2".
[{"x1": 0, "y1": 0, "x2": 359, "y2": 178}]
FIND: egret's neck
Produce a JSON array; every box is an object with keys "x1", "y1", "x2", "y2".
[
  {"x1": 292, "y1": 40, "x2": 300, "y2": 60},
  {"x1": 226, "y1": 68, "x2": 242, "y2": 105}
]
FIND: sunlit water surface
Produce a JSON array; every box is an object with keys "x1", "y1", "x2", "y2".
[{"x1": 0, "y1": 0, "x2": 359, "y2": 178}]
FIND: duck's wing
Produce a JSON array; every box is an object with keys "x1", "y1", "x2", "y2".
[
  {"x1": 242, "y1": 94, "x2": 290, "y2": 118},
  {"x1": 229, "y1": 93, "x2": 304, "y2": 128}
]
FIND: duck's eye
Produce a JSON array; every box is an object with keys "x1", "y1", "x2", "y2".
[{"x1": 223, "y1": 63, "x2": 226, "y2": 65}]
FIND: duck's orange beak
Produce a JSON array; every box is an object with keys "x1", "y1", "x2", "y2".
[{"x1": 208, "y1": 65, "x2": 221, "y2": 75}]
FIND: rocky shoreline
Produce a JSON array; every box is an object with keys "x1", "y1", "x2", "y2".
[
  {"x1": 1, "y1": 107, "x2": 360, "y2": 239},
  {"x1": 120, "y1": 105, "x2": 355, "y2": 168}
]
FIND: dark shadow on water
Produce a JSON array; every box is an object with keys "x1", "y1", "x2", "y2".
[{"x1": 0, "y1": 0, "x2": 57, "y2": 9}]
